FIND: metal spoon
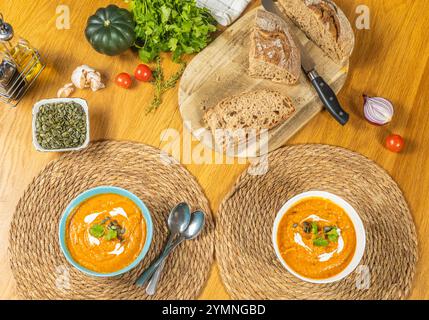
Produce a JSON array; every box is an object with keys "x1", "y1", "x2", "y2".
[
  {"x1": 136, "y1": 211, "x2": 205, "y2": 290},
  {"x1": 144, "y1": 202, "x2": 190, "y2": 291},
  {"x1": 145, "y1": 210, "x2": 205, "y2": 294},
  {"x1": 146, "y1": 210, "x2": 205, "y2": 295},
  {"x1": 135, "y1": 203, "x2": 191, "y2": 287}
]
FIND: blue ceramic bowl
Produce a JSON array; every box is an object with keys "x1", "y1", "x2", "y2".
[{"x1": 59, "y1": 186, "x2": 153, "y2": 277}]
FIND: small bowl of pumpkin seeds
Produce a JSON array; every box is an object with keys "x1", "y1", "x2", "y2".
[{"x1": 32, "y1": 98, "x2": 90, "y2": 152}]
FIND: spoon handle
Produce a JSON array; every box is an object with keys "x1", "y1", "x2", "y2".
[
  {"x1": 146, "y1": 236, "x2": 176, "y2": 295},
  {"x1": 135, "y1": 238, "x2": 183, "y2": 287}
]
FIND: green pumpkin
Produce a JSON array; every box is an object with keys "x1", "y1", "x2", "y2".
[{"x1": 85, "y1": 5, "x2": 135, "y2": 56}]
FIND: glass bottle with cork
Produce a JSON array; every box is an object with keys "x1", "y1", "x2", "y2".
[{"x1": 0, "y1": 13, "x2": 44, "y2": 106}]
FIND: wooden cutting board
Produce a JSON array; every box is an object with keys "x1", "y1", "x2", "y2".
[{"x1": 179, "y1": 6, "x2": 351, "y2": 158}]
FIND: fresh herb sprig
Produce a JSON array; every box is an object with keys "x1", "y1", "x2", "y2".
[
  {"x1": 147, "y1": 57, "x2": 186, "y2": 113},
  {"x1": 130, "y1": 0, "x2": 217, "y2": 63},
  {"x1": 326, "y1": 227, "x2": 339, "y2": 242}
]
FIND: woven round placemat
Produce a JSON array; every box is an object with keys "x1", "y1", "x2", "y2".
[
  {"x1": 216, "y1": 144, "x2": 418, "y2": 300},
  {"x1": 9, "y1": 140, "x2": 214, "y2": 300}
]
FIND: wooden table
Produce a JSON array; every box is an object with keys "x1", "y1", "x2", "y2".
[{"x1": 0, "y1": 0, "x2": 428, "y2": 300}]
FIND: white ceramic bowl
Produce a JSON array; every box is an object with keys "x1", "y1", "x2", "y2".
[
  {"x1": 272, "y1": 191, "x2": 366, "y2": 283},
  {"x1": 32, "y1": 97, "x2": 90, "y2": 152}
]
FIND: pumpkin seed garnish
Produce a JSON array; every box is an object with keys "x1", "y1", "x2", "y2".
[
  {"x1": 302, "y1": 221, "x2": 311, "y2": 233},
  {"x1": 323, "y1": 226, "x2": 333, "y2": 233}
]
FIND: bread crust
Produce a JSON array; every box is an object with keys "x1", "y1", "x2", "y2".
[
  {"x1": 249, "y1": 9, "x2": 301, "y2": 84},
  {"x1": 278, "y1": 0, "x2": 354, "y2": 63}
]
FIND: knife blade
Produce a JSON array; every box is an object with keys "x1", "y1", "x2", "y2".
[{"x1": 261, "y1": 0, "x2": 349, "y2": 125}]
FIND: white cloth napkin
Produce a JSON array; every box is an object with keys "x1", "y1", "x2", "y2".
[{"x1": 197, "y1": 0, "x2": 252, "y2": 26}]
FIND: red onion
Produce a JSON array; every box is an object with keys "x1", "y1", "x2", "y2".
[{"x1": 363, "y1": 95, "x2": 394, "y2": 125}]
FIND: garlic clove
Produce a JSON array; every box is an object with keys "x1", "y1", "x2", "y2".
[{"x1": 57, "y1": 83, "x2": 75, "y2": 98}]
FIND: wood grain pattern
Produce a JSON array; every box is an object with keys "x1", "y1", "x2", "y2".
[
  {"x1": 179, "y1": 6, "x2": 349, "y2": 157},
  {"x1": 0, "y1": 0, "x2": 429, "y2": 300}
]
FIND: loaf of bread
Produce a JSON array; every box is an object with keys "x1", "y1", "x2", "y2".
[
  {"x1": 277, "y1": 0, "x2": 354, "y2": 63},
  {"x1": 249, "y1": 9, "x2": 301, "y2": 84},
  {"x1": 203, "y1": 89, "x2": 295, "y2": 149}
]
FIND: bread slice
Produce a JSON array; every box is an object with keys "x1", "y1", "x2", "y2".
[
  {"x1": 203, "y1": 90, "x2": 295, "y2": 149},
  {"x1": 277, "y1": 0, "x2": 354, "y2": 63},
  {"x1": 249, "y1": 9, "x2": 301, "y2": 84}
]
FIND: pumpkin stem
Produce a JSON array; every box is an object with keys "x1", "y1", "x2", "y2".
[{"x1": 104, "y1": 20, "x2": 111, "y2": 27}]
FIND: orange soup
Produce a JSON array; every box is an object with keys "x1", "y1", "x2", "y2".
[
  {"x1": 277, "y1": 197, "x2": 356, "y2": 279},
  {"x1": 66, "y1": 193, "x2": 146, "y2": 273}
]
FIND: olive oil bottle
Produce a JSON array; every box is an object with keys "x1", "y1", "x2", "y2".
[{"x1": 0, "y1": 13, "x2": 44, "y2": 106}]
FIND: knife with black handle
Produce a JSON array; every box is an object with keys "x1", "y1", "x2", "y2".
[
  {"x1": 262, "y1": 0, "x2": 349, "y2": 125},
  {"x1": 308, "y1": 70, "x2": 349, "y2": 125}
]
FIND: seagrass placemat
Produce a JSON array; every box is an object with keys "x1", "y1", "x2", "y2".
[
  {"x1": 9, "y1": 140, "x2": 214, "y2": 300},
  {"x1": 216, "y1": 144, "x2": 418, "y2": 300}
]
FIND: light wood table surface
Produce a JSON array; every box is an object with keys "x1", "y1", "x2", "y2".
[{"x1": 0, "y1": 0, "x2": 428, "y2": 299}]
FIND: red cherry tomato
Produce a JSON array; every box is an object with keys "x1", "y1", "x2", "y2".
[
  {"x1": 134, "y1": 64, "x2": 152, "y2": 82},
  {"x1": 385, "y1": 134, "x2": 404, "y2": 153},
  {"x1": 115, "y1": 72, "x2": 132, "y2": 89}
]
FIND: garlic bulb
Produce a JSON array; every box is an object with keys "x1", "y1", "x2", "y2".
[
  {"x1": 71, "y1": 65, "x2": 92, "y2": 89},
  {"x1": 363, "y1": 95, "x2": 394, "y2": 125},
  {"x1": 71, "y1": 65, "x2": 105, "y2": 91}
]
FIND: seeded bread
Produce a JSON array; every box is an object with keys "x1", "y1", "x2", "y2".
[
  {"x1": 277, "y1": 0, "x2": 354, "y2": 63},
  {"x1": 203, "y1": 90, "x2": 295, "y2": 149},
  {"x1": 249, "y1": 9, "x2": 301, "y2": 84}
]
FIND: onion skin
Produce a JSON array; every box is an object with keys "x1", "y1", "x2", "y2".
[{"x1": 363, "y1": 95, "x2": 394, "y2": 126}]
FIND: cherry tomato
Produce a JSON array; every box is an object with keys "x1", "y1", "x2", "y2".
[
  {"x1": 115, "y1": 72, "x2": 132, "y2": 89},
  {"x1": 134, "y1": 64, "x2": 152, "y2": 82},
  {"x1": 385, "y1": 134, "x2": 404, "y2": 153}
]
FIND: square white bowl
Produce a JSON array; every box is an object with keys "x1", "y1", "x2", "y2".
[{"x1": 32, "y1": 98, "x2": 90, "y2": 152}]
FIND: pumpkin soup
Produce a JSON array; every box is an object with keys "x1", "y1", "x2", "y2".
[
  {"x1": 277, "y1": 197, "x2": 356, "y2": 279},
  {"x1": 66, "y1": 193, "x2": 146, "y2": 273}
]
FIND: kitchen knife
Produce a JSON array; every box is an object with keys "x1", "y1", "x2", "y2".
[{"x1": 261, "y1": 0, "x2": 349, "y2": 125}]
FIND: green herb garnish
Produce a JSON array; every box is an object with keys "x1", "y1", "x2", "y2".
[
  {"x1": 130, "y1": 0, "x2": 217, "y2": 63},
  {"x1": 313, "y1": 238, "x2": 329, "y2": 247},
  {"x1": 89, "y1": 224, "x2": 105, "y2": 238},
  {"x1": 105, "y1": 229, "x2": 118, "y2": 241},
  {"x1": 311, "y1": 222, "x2": 318, "y2": 235},
  {"x1": 326, "y1": 227, "x2": 339, "y2": 242}
]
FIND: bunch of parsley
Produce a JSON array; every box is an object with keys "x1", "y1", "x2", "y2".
[{"x1": 130, "y1": 0, "x2": 217, "y2": 62}]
